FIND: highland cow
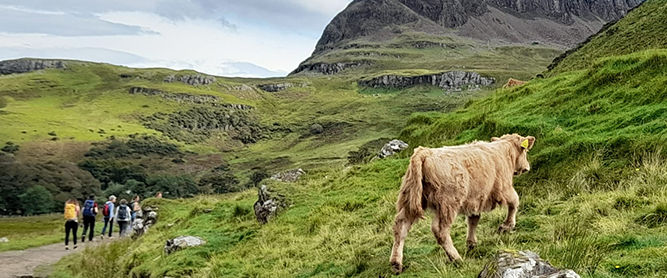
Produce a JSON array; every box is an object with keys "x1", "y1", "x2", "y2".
[{"x1": 390, "y1": 134, "x2": 536, "y2": 274}]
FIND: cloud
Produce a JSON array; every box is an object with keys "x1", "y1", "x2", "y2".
[{"x1": 0, "y1": 6, "x2": 157, "y2": 36}]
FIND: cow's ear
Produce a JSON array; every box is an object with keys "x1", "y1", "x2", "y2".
[
  {"x1": 491, "y1": 137, "x2": 501, "y2": 142},
  {"x1": 526, "y1": 136, "x2": 536, "y2": 150}
]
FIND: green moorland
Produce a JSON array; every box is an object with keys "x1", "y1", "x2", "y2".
[
  {"x1": 295, "y1": 32, "x2": 562, "y2": 82},
  {"x1": 0, "y1": 214, "x2": 63, "y2": 252},
  {"x1": 52, "y1": 1, "x2": 667, "y2": 277}
]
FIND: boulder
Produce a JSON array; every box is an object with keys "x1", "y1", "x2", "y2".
[
  {"x1": 478, "y1": 250, "x2": 580, "y2": 278},
  {"x1": 378, "y1": 140, "x2": 409, "y2": 159},
  {"x1": 271, "y1": 169, "x2": 306, "y2": 183},
  {"x1": 253, "y1": 185, "x2": 287, "y2": 224},
  {"x1": 132, "y1": 219, "x2": 146, "y2": 237},
  {"x1": 0, "y1": 237, "x2": 8, "y2": 243},
  {"x1": 164, "y1": 236, "x2": 207, "y2": 255}
]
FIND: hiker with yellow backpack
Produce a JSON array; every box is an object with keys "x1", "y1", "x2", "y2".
[{"x1": 63, "y1": 198, "x2": 80, "y2": 250}]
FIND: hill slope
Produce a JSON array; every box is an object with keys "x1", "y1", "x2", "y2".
[
  {"x1": 52, "y1": 1, "x2": 667, "y2": 278},
  {"x1": 291, "y1": 0, "x2": 641, "y2": 76}
]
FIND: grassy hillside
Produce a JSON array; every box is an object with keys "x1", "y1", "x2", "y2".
[
  {"x1": 293, "y1": 32, "x2": 562, "y2": 82},
  {"x1": 50, "y1": 1, "x2": 667, "y2": 277},
  {"x1": 548, "y1": 0, "x2": 667, "y2": 75}
]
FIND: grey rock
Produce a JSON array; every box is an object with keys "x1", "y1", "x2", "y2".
[
  {"x1": 478, "y1": 250, "x2": 580, "y2": 278},
  {"x1": 0, "y1": 237, "x2": 8, "y2": 243},
  {"x1": 164, "y1": 74, "x2": 216, "y2": 86},
  {"x1": 257, "y1": 83, "x2": 293, "y2": 92},
  {"x1": 378, "y1": 140, "x2": 409, "y2": 159},
  {"x1": 271, "y1": 169, "x2": 306, "y2": 183},
  {"x1": 0, "y1": 59, "x2": 66, "y2": 75},
  {"x1": 203, "y1": 209, "x2": 213, "y2": 213},
  {"x1": 164, "y1": 236, "x2": 206, "y2": 255},
  {"x1": 253, "y1": 185, "x2": 287, "y2": 224},
  {"x1": 291, "y1": 61, "x2": 371, "y2": 75},
  {"x1": 129, "y1": 87, "x2": 254, "y2": 110},
  {"x1": 359, "y1": 71, "x2": 495, "y2": 90}
]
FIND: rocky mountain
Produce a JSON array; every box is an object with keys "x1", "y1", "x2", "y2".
[{"x1": 292, "y1": 0, "x2": 642, "y2": 76}]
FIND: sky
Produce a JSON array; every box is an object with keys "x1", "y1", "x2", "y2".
[{"x1": 0, "y1": 0, "x2": 352, "y2": 77}]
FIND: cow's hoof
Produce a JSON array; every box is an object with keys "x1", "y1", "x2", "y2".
[
  {"x1": 391, "y1": 262, "x2": 403, "y2": 275},
  {"x1": 466, "y1": 240, "x2": 477, "y2": 250},
  {"x1": 497, "y1": 224, "x2": 514, "y2": 234}
]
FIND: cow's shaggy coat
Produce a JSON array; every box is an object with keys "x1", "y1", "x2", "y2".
[
  {"x1": 390, "y1": 134, "x2": 535, "y2": 274},
  {"x1": 503, "y1": 78, "x2": 527, "y2": 88}
]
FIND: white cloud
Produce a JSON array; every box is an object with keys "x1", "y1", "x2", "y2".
[{"x1": 0, "y1": 0, "x2": 353, "y2": 77}]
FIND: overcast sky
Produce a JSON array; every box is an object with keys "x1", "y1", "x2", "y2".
[{"x1": 0, "y1": 0, "x2": 352, "y2": 77}]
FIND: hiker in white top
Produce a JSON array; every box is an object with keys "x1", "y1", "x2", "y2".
[{"x1": 114, "y1": 199, "x2": 132, "y2": 237}]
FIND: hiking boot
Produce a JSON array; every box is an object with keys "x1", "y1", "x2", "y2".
[
  {"x1": 65, "y1": 246, "x2": 69, "y2": 251},
  {"x1": 73, "y1": 245, "x2": 78, "y2": 250},
  {"x1": 100, "y1": 235, "x2": 104, "y2": 240}
]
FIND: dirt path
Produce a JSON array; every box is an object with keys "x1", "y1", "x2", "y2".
[{"x1": 0, "y1": 239, "x2": 109, "y2": 278}]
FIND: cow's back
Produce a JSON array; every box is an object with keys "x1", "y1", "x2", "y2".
[{"x1": 420, "y1": 143, "x2": 513, "y2": 215}]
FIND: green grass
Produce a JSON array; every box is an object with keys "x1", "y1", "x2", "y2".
[
  {"x1": 0, "y1": 213, "x2": 118, "y2": 252},
  {"x1": 51, "y1": 151, "x2": 667, "y2": 278},
  {"x1": 548, "y1": 0, "x2": 667, "y2": 75},
  {"x1": 0, "y1": 214, "x2": 63, "y2": 251}
]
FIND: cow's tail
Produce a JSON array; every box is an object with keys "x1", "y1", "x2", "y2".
[{"x1": 397, "y1": 147, "x2": 428, "y2": 219}]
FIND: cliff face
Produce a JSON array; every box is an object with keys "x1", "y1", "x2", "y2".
[
  {"x1": 0, "y1": 59, "x2": 67, "y2": 75},
  {"x1": 313, "y1": 0, "x2": 642, "y2": 53}
]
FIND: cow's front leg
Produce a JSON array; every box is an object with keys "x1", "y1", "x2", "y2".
[
  {"x1": 498, "y1": 190, "x2": 519, "y2": 234},
  {"x1": 466, "y1": 214, "x2": 480, "y2": 250}
]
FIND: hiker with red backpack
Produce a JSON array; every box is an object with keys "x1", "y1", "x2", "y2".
[
  {"x1": 101, "y1": 195, "x2": 116, "y2": 239},
  {"x1": 81, "y1": 194, "x2": 98, "y2": 243}
]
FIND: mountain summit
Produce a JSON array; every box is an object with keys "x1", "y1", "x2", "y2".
[{"x1": 292, "y1": 0, "x2": 642, "y2": 76}]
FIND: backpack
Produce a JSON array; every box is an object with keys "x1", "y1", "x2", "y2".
[
  {"x1": 83, "y1": 199, "x2": 96, "y2": 217},
  {"x1": 64, "y1": 203, "x2": 77, "y2": 220},
  {"x1": 117, "y1": 205, "x2": 129, "y2": 221},
  {"x1": 103, "y1": 202, "x2": 111, "y2": 217}
]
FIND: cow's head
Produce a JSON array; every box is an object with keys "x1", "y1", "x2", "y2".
[{"x1": 492, "y1": 134, "x2": 535, "y2": 176}]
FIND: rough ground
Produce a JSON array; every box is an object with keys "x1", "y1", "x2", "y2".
[{"x1": 0, "y1": 239, "x2": 107, "y2": 278}]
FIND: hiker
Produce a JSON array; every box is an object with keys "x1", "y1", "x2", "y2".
[
  {"x1": 156, "y1": 192, "x2": 162, "y2": 199},
  {"x1": 101, "y1": 195, "x2": 116, "y2": 239},
  {"x1": 64, "y1": 198, "x2": 80, "y2": 250},
  {"x1": 115, "y1": 199, "x2": 132, "y2": 237},
  {"x1": 81, "y1": 194, "x2": 98, "y2": 243},
  {"x1": 130, "y1": 195, "x2": 141, "y2": 222}
]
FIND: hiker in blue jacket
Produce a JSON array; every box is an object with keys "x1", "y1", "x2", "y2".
[
  {"x1": 101, "y1": 195, "x2": 116, "y2": 239},
  {"x1": 81, "y1": 194, "x2": 98, "y2": 243}
]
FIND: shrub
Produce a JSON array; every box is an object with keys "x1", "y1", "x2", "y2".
[
  {"x1": 1, "y1": 142, "x2": 19, "y2": 154},
  {"x1": 19, "y1": 186, "x2": 54, "y2": 215},
  {"x1": 199, "y1": 172, "x2": 242, "y2": 194},
  {"x1": 248, "y1": 168, "x2": 270, "y2": 187},
  {"x1": 146, "y1": 175, "x2": 199, "y2": 198}
]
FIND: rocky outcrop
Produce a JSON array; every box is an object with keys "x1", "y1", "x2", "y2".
[
  {"x1": 478, "y1": 250, "x2": 580, "y2": 278},
  {"x1": 164, "y1": 236, "x2": 206, "y2": 255},
  {"x1": 0, "y1": 237, "x2": 8, "y2": 243},
  {"x1": 291, "y1": 61, "x2": 371, "y2": 75},
  {"x1": 0, "y1": 59, "x2": 66, "y2": 75},
  {"x1": 359, "y1": 71, "x2": 495, "y2": 90},
  {"x1": 132, "y1": 206, "x2": 158, "y2": 238},
  {"x1": 129, "y1": 87, "x2": 253, "y2": 110},
  {"x1": 257, "y1": 83, "x2": 292, "y2": 92},
  {"x1": 271, "y1": 169, "x2": 305, "y2": 183},
  {"x1": 313, "y1": 0, "x2": 642, "y2": 54},
  {"x1": 254, "y1": 185, "x2": 287, "y2": 224},
  {"x1": 378, "y1": 140, "x2": 409, "y2": 159},
  {"x1": 164, "y1": 74, "x2": 216, "y2": 86}
]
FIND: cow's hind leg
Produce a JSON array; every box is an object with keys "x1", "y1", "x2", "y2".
[
  {"x1": 432, "y1": 208, "x2": 462, "y2": 262},
  {"x1": 498, "y1": 189, "x2": 519, "y2": 234},
  {"x1": 390, "y1": 209, "x2": 418, "y2": 274},
  {"x1": 466, "y1": 214, "x2": 480, "y2": 250}
]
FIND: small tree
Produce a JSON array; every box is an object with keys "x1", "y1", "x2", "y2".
[
  {"x1": 20, "y1": 185, "x2": 54, "y2": 215},
  {"x1": 248, "y1": 168, "x2": 270, "y2": 187}
]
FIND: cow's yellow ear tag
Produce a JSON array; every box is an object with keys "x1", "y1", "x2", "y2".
[{"x1": 521, "y1": 139, "x2": 530, "y2": 149}]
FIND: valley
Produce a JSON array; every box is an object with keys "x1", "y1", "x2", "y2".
[{"x1": 2, "y1": 0, "x2": 666, "y2": 277}]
